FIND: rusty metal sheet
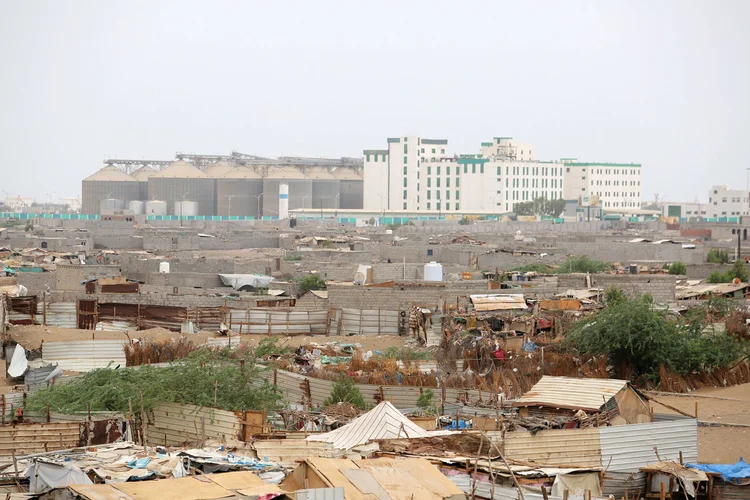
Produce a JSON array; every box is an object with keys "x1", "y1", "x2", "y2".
[{"x1": 80, "y1": 419, "x2": 123, "y2": 446}]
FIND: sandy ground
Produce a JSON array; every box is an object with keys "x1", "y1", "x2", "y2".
[
  {"x1": 647, "y1": 383, "x2": 750, "y2": 463},
  {"x1": 237, "y1": 333, "x2": 415, "y2": 352}
]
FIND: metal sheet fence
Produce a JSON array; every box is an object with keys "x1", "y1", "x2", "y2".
[
  {"x1": 225, "y1": 308, "x2": 329, "y2": 335},
  {"x1": 36, "y1": 302, "x2": 77, "y2": 329},
  {"x1": 0, "y1": 422, "x2": 80, "y2": 457},
  {"x1": 334, "y1": 309, "x2": 400, "y2": 336},
  {"x1": 146, "y1": 402, "x2": 243, "y2": 446},
  {"x1": 42, "y1": 339, "x2": 127, "y2": 372}
]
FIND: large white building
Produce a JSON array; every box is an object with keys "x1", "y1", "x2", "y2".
[
  {"x1": 662, "y1": 185, "x2": 749, "y2": 221},
  {"x1": 363, "y1": 136, "x2": 640, "y2": 214}
]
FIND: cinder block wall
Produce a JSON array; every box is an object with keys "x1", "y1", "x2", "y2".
[
  {"x1": 16, "y1": 271, "x2": 57, "y2": 296},
  {"x1": 55, "y1": 264, "x2": 122, "y2": 291},
  {"x1": 557, "y1": 273, "x2": 677, "y2": 302}
]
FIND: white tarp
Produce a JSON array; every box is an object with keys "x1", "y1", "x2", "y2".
[
  {"x1": 26, "y1": 462, "x2": 93, "y2": 493},
  {"x1": 307, "y1": 401, "x2": 428, "y2": 450},
  {"x1": 8, "y1": 344, "x2": 28, "y2": 378},
  {"x1": 219, "y1": 273, "x2": 275, "y2": 290}
]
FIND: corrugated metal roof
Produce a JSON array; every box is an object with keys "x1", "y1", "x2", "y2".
[
  {"x1": 150, "y1": 160, "x2": 208, "y2": 179},
  {"x1": 470, "y1": 294, "x2": 528, "y2": 311},
  {"x1": 513, "y1": 376, "x2": 628, "y2": 412},
  {"x1": 42, "y1": 339, "x2": 127, "y2": 372},
  {"x1": 83, "y1": 166, "x2": 137, "y2": 182},
  {"x1": 598, "y1": 418, "x2": 698, "y2": 472}
]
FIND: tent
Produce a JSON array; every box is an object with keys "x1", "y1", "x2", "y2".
[{"x1": 307, "y1": 401, "x2": 428, "y2": 450}]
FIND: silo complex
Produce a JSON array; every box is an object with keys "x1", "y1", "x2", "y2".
[
  {"x1": 216, "y1": 167, "x2": 263, "y2": 217},
  {"x1": 307, "y1": 167, "x2": 340, "y2": 209},
  {"x1": 148, "y1": 161, "x2": 216, "y2": 216},
  {"x1": 333, "y1": 169, "x2": 364, "y2": 209},
  {"x1": 130, "y1": 166, "x2": 156, "y2": 203},
  {"x1": 262, "y1": 167, "x2": 311, "y2": 217},
  {"x1": 82, "y1": 166, "x2": 141, "y2": 215}
]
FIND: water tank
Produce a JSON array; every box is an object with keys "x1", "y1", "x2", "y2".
[
  {"x1": 159, "y1": 262, "x2": 170, "y2": 274},
  {"x1": 424, "y1": 261, "x2": 443, "y2": 282},
  {"x1": 174, "y1": 201, "x2": 199, "y2": 217},
  {"x1": 128, "y1": 200, "x2": 145, "y2": 214},
  {"x1": 279, "y1": 183, "x2": 289, "y2": 219},
  {"x1": 145, "y1": 200, "x2": 167, "y2": 216}
]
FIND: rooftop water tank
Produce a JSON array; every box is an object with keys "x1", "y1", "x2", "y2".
[
  {"x1": 424, "y1": 261, "x2": 443, "y2": 282},
  {"x1": 159, "y1": 262, "x2": 170, "y2": 274},
  {"x1": 128, "y1": 200, "x2": 145, "y2": 214}
]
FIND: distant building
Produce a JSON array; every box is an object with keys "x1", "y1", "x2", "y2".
[
  {"x1": 661, "y1": 185, "x2": 748, "y2": 222},
  {"x1": 363, "y1": 135, "x2": 639, "y2": 214}
]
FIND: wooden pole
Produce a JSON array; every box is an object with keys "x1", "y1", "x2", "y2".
[
  {"x1": 660, "y1": 482, "x2": 666, "y2": 500},
  {"x1": 140, "y1": 390, "x2": 148, "y2": 451},
  {"x1": 695, "y1": 401, "x2": 699, "y2": 418},
  {"x1": 213, "y1": 379, "x2": 218, "y2": 406},
  {"x1": 86, "y1": 402, "x2": 92, "y2": 447},
  {"x1": 540, "y1": 486, "x2": 549, "y2": 500},
  {"x1": 10, "y1": 451, "x2": 21, "y2": 490}
]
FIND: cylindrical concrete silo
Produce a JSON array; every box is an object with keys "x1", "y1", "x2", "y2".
[
  {"x1": 308, "y1": 167, "x2": 341, "y2": 210},
  {"x1": 148, "y1": 161, "x2": 216, "y2": 216},
  {"x1": 216, "y1": 167, "x2": 263, "y2": 217},
  {"x1": 262, "y1": 166, "x2": 311, "y2": 217},
  {"x1": 279, "y1": 183, "x2": 289, "y2": 219},
  {"x1": 332, "y1": 168, "x2": 364, "y2": 209},
  {"x1": 81, "y1": 166, "x2": 140, "y2": 215}
]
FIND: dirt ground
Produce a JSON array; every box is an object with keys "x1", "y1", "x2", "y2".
[
  {"x1": 237, "y1": 333, "x2": 415, "y2": 353},
  {"x1": 647, "y1": 383, "x2": 750, "y2": 463}
]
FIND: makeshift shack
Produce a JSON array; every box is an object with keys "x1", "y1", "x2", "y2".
[
  {"x1": 512, "y1": 376, "x2": 652, "y2": 424},
  {"x1": 640, "y1": 461, "x2": 709, "y2": 499},
  {"x1": 688, "y1": 458, "x2": 750, "y2": 500}
]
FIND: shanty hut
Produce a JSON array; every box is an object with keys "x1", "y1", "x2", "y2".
[
  {"x1": 512, "y1": 376, "x2": 652, "y2": 424},
  {"x1": 148, "y1": 161, "x2": 216, "y2": 216},
  {"x1": 688, "y1": 458, "x2": 750, "y2": 500},
  {"x1": 81, "y1": 166, "x2": 140, "y2": 215},
  {"x1": 215, "y1": 166, "x2": 263, "y2": 217}
]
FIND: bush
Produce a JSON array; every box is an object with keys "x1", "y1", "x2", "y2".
[
  {"x1": 324, "y1": 376, "x2": 366, "y2": 409},
  {"x1": 283, "y1": 254, "x2": 302, "y2": 261},
  {"x1": 556, "y1": 256, "x2": 611, "y2": 274},
  {"x1": 513, "y1": 263, "x2": 554, "y2": 274},
  {"x1": 458, "y1": 217, "x2": 471, "y2": 225},
  {"x1": 707, "y1": 260, "x2": 749, "y2": 283},
  {"x1": 416, "y1": 389, "x2": 436, "y2": 415},
  {"x1": 297, "y1": 274, "x2": 326, "y2": 293},
  {"x1": 667, "y1": 262, "x2": 687, "y2": 275},
  {"x1": 565, "y1": 295, "x2": 750, "y2": 383},
  {"x1": 604, "y1": 286, "x2": 627, "y2": 305},
  {"x1": 707, "y1": 249, "x2": 730, "y2": 264}
]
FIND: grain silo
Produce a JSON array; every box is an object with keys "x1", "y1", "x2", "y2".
[
  {"x1": 307, "y1": 167, "x2": 341, "y2": 209},
  {"x1": 81, "y1": 166, "x2": 141, "y2": 215},
  {"x1": 216, "y1": 167, "x2": 263, "y2": 217},
  {"x1": 262, "y1": 167, "x2": 312, "y2": 217},
  {"x1": 148, "y1": 160, "x2": 216, "y2": 216},
  {"x1": 204, "y1": 161, "x2": 235, "y2": 179},
  {"x1": 332, "y1": 168, "x2": 364, "y2": 209},
  {"x1": 130, "y1": 166, "x2": 156, "y2": 202}
]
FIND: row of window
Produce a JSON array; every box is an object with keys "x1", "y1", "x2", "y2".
[
  {"x1": 591, "y1": 168, "x2": 639, "y2": 176},
  {"x1": 603, "y1": 201, "x2": 639, "y2": 208},
  {"x1": 592, "y1": 191, "x2": 641, "y2": 198},
  {"x1": 592, "y1": 180, "x2": 641, "y2": 186},
  {"x1": 709, "y1": 197, "x2": 749, "y2": 204}
]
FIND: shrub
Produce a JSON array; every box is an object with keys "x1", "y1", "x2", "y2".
[
  {"x1": 283, "y1": 254, "x2": 302, "y2": 261},
  {"x1": 458, "y1": 217, "x2": 471, "y2": 225},
  {"x1": 604, "y1": 286, "x2": 627, "y2": 305},
  {"x1": 706, "y1": 260, "x2": 749, "y2": 284},
  {"x1": 512, "y1": 263, "x2": 554, "y2": 274},
  {"x1": 667, "y1": 262, "x2": 687, "y2": 275},
  {"x1": 416, "y1": 389, "x2": 436, "y2": 415},
  {"x1": 324, "y1": 376, "x2": 366, "y2": 409},
  {"x1": 297, "y1": 274, "x2": 326, "y2": 293},
  {"x1": 556, "y1": 256, "x2": 611, "y2": 274},
  {"x1": 707, "y1": 249, "x2": 730, "y2": 264}
]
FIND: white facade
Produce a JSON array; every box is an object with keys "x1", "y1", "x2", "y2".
[
  {"x1": 364, "y1": 136, "x2": 642, "y2": 215},
  {"x1": 708, "y1": 185, "x2": 749, "y2": 218},
  {"x1": 562, "y1": 161, "x2": 642, "y2": 210}
]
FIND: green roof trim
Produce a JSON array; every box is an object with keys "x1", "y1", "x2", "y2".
[
  {"x1": 567, "y1": 162, "x2": 641, "y2": 167},
  {"x1": 459, "y1": 154, "x2": 482, "y2": 159},
  {"x1": 457, "y1": 158, "x2": 489, "y2": 165},
  {"x1": 363, "y1": 149, "x2": 388, "y2": 155},
  {"x1": 421, "y1": 138, "x2": 448, "y2": 145},
  {"x1": 481, "y1": 142, "x2": 494, "y2": 147},
  {"x1": 387, "y1": 138, "x2": 400, "y2": 143},
  {"x1": 493, "y1": 137, "x2": 513, "y2": 140}
]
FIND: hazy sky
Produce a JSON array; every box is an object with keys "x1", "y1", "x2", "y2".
[{"x1": 1, "y1": 0, "x2": 748, "y2": 204}]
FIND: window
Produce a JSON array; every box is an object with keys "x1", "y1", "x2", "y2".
[
  {"x1": 403, "y1": 202, "x2": 407, "y2": 209},
  {"x1": 403, "y1": 166, "x2": 407, "y2": 175},
  {"x1": 427, "y1": 191, "x2": 431, "y2": 200},
  {"x1": 437, "y1": 166, "x2": 441, "y2": 175},
  {"x1": 480, "y1": 164, "x2": 484, "y2": 174},
  {"x1": 445, "y1": 203, "x2": 450, "y2": 210},
  {"x1": 446, "y1": 190, "x2": 450, "y2": 200},
  {"x1": 427, "y1": 178, "x2": 431, "y2": 187},
  {"x1": 455, "y1": 204, "x2": 459, "y2": 210},
  {"x1": 506, "y1": 166, "x2": 509, "y2": 175},
  {"x1": 497, "y1": 167, "x2": 501, "y2": 175},
  {"x1": 446, "y1": 178, "x2": 450, "y2": 187},
  {"x1": 566, "y1": 167, "x2": 570, "y2": 173},
  {"x1": 403, "y1": 144, "x2": 408, "y2": 154},
  {"x1": 427, "y1": 166, "x2": 432, "y2": 175},
  {"x1": 441, "y1": 149, "x2": 445, "y2": 154},
  {"x1": 402, "y1": 189, "x2": 407, "y2": 200},
  {"x1": 432, "y1": 148, "x2": 436, "y2": 154},
  {"x1": 366, "y1": 154, "x2": 370, "y2": 162},
  {"x1": 427, "y1": 202, "x2": 431, "y2": 209},
  {"x1": 437, "y1": 178, "x2": 441, "y2": 187},
  {"x1": 446, "y1": 167, "x2": 450, "y2": 175},
  {"x1": 456, "y1": 190, "x2": 460, "y2": 200},
  {"x1": 404, "y1": 137, "x2": 408, "y2": 142},
  {"x1": 472, "y1": 165, "x2": 476, "y2": 174},
  {"x1": 403, "y1": 156, "x2": 407, "y2": 164},
  {"x1": 421, "y1": 148, "x2": 424, "y2": 153},
  {"x1": 373, "y1": 155, "x2": 378, "y2": 162},
  {"x1": 456, "y1": 178, "x2": 460, "y2": 187},
  {"x1": 403, "y1": 178, "x2": 407, "y2": 187},
  {"x1": 464, "y1": 165, "x2": 468, "y2": 173},
  {"x1": 436, "y1": 191, "x2": 441, "y2": 199}
]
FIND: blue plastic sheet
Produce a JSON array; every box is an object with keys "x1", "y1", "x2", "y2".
[{"x1": 687, "y1": 458, "x2": 750, "y2": 484}]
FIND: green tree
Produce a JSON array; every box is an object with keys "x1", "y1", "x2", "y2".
[
  {"x1": 324, "y1": 376, "x2": 366, "y2": 409},
  {"x1": 416, "y1": 388, "x2": 436, "y2": 416},
  {"x1": 730, "y1": 259, "x2": 749, "y2": 282},
  {"x1": 297, "y1": 274, "x2": 326, "y2": 293},
  {"x1": 667, "y1": 262, "x2": 687, "y2": 275},
  {"x1": 458, "y1": 217, "x2": 471, "y2": 225},
  {"x1": 514, "y1": 201, "x2": 534, "y2": 216},
  {"x1": 556, "y1": 256, "x2": 611, "y2": 274},
  {"x1": 604, "y1": 286, "x2": 627, "y2": 305},
  {"x1": 707, "y1": 249, "x2": 730, "y2": 264}
]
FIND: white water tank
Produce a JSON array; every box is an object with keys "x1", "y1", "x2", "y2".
[
  {"x1": 174, "y1": 201, "x2": 198, "y2": 217},
  {"x1": 424, "y1": 261, "x2": 443, "y2": 282},
  {"x1": 279, "y1": 183, "x2": 289, "y2": 219},
  {"x1": 129, "y1": 200, "x2": 145, "y2": 214},
  {"x1": 146, "y1": 200, "x2": 167, "y2": 216},
  {"x1": 159, "y1": 261, "x2": 170, "y2": 273}
]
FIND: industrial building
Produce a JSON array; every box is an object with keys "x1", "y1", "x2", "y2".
[{"x1": 81, "y1": 152, "x2": 364, "y2": 217}]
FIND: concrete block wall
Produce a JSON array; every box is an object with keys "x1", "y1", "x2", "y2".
[
  {"x1": 557, "y1": 273, "x2": 677, "y2": 302},
  {"x1": 55, "y1": 264, "x2": 122, "y2": 291},
  {"x1": 16, "y1": 271, "x2": 57, "y2": 296},
  {"x1": 145, "y1": 272, "x2": 225, "y2": 288}
]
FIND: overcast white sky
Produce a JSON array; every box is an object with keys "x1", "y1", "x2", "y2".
[{"x1": 1, "y1": 0, "x2": 748, "y2": 204}]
